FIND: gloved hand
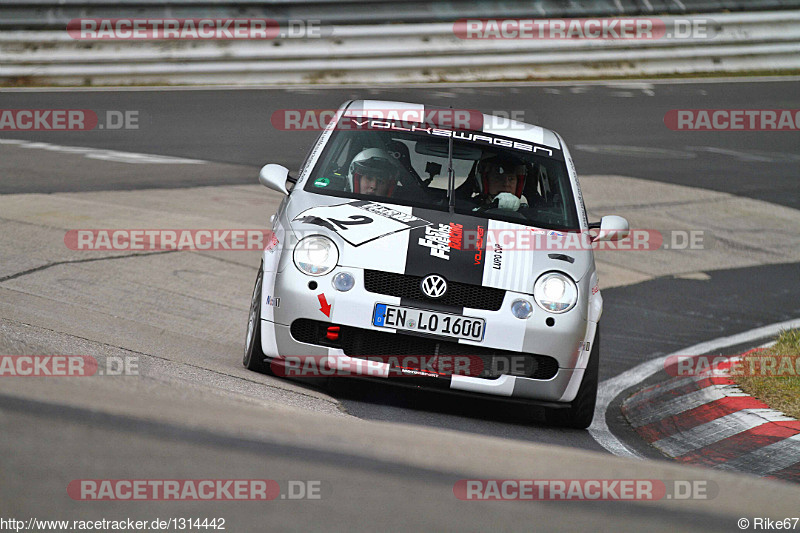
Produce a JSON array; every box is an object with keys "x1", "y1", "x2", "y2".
[{"x1": 494, "y1": 192, "x2": 521, "y2": 211}]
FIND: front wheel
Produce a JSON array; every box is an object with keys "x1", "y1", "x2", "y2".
[
  {"x1": 243, "y1": 262, "x2": 273, "y2": 374},
  {"x1": 544, "y1": 329, "x2": 599, "y2": 429}
]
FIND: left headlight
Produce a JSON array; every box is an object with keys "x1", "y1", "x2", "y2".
[
  {"x1": 293, "y1": 235, "x2": 338, "y2": 276},
  {"x1": 533, "y1": 272, "x2": 578, "y2": 313}
]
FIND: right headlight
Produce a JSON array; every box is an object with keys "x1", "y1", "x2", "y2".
[
  {"x1": 293, "y1": 235, "x2": 338, "y2": 276},
  {"x1": 533, "y1": 272, "x2": 578, "y2": 313}
]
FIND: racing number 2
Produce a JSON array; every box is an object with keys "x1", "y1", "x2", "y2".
[
  {"x1": 326, "y1": 215, "x2": 373, "y2": 230},
  {"x1": 296, "y1": 214, "x2": 374, "y2": 233}
]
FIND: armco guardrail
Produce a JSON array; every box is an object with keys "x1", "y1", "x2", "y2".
[{"x1": 1, "y1": 11, "x2": 799, "y2": 86}]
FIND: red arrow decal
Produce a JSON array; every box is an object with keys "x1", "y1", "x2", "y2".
[{"x1": 317, "y1": 293, "x2": 331, "y2": 317}]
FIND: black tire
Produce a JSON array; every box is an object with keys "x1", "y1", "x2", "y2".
[
  {"x1": 243, "y1": 263, "x2": 274, "y2": 374},
  {"x1": 544, "y1": 329, "x2": 599, "y2": 429}
]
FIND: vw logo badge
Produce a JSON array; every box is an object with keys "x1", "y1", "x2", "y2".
[{"x1": 421, "y1": 274, "x2": 447, "y2": 299}]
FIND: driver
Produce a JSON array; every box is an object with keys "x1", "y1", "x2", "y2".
[
  {"x1": 347, "y1": 148, "x2": 399, "y2": 197},
  {"x1": 473, "y1": 155, "x2": 528, "y2": 211}
]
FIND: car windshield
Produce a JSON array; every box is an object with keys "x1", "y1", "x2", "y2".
[{"x1": 303, "y1": 117, "x2": 580, "y2": 230}]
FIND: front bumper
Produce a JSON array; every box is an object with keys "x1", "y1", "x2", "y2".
[
  {"x1": 263, "y1": 320, "x2": 583, "y2": 404},
  {"x1": 261, "y1": 263, "x2": 592, "y2": 404}
]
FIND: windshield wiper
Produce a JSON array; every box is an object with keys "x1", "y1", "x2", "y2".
[{"x1": 447, "y1": 106, "x2": 455, "y2": 215}]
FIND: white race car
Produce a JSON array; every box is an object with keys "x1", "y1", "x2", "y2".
[{"x1": 244, "y1": 100, "x2": 629, "y2": 428}]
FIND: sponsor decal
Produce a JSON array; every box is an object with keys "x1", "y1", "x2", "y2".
[
  {"x1": 418, "y1": 223, "x2": 462, "y2": 260},
  {"x1": 481, "y1": 220, "x2": 536, "y2": 292},
  {"x1": 404, "y1": 210, "x2": 487, "y2": 286},
  {"x1": 473, "y1": 225, "x2": 486, "y2": 265},
  {"x1": 492, "y1": 242, "x2": 503, "y2": 270},
  {"x1": 313, "y1": 177, "x2": 330, "y2": 187},
  {"x1": 578, "y1": 341, "x2": 591, "y2": 353},
  {"x1": 355, "y1": 202, "x2": 422, "y2": 224},
  {"x1": 317, "y1": 293, "x2": 331, "y2": 317},
  {"x1": 567, "y1": 154, "x2": 589, "y2": 228},
  {"x1": 293, "y1": 201, "x2": 429, "y2": 247},
  {"x1": 398, "y1": 367, "x2": 440, "y2": 378},
  {"x1": 296, "y1": 123, "x2": 333, "y2": 186},
  {"x1": 265, "y1": 295, "x2": 281, "y2": 308},
  {"x1": 346, "y1": 118, "x2": 560, "y2": 158},
  {"x1": 450, "y1": 223, "x2": 463, "y2": 250},
  {"x1": 265, "y1": 233, "x2": 279, "y2": 253}
]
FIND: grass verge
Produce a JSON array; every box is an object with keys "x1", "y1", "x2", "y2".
[{"x1": 732, "y1": 329, "x2": 800, "y2": 419}]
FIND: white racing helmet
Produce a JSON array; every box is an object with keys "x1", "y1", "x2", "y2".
[
  {"x1": 347, "y1": 148, "x2": 400, "y2": 195},
  {"x1": 475, "y1": 154, "x2": 527, "y2": 197}
]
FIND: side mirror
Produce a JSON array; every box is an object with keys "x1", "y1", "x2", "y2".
[
  {"x1": 258, "y1": 164, "x2": 291, "y2": 195},
  {"x1": 590, "y1": 215, "x2": 630, "y2": 242}
]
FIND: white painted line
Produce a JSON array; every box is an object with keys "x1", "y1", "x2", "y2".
[
  {"x1": 0, "y1": 139, "x2": 206, "y2": 165},
  {"x1": 714, "y1": 433, "x2": 800, "y2": 476},
  {"x1": 652, "y1": 408, "x2": 795, "y2": 457},
  {"x1": 629, "y1": 385, "x2": 747, "y2": 429},
  {"x1": 589, "y1": 317, "x2": 800, "y2": 459}
]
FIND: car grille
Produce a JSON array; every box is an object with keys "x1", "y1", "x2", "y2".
[
  {"x1": 363, "y1": 270, "x2": 505, "y2": 311},
  {"x1": 290, "y1": 319, "x2": 559, "y2": 380}
]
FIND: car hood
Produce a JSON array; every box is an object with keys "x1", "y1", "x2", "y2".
[{"x1": 286, "y1": 195, "x2": 592, "y2": 294}]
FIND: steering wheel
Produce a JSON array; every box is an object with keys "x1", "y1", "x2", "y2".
[{"x1": 471, "y1": 197, "x2": 500, "y2": 213}]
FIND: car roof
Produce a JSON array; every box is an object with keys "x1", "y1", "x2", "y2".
[{"x1": 342, "y1": 100, "x2": 562, "y2": 150}]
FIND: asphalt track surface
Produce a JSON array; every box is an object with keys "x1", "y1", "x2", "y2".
[
  {"x1": 2, "y1": 78, "x2": 799, "y2": 529},
  {"x1": 2, "y1": 78, "x2": 799, "y2": 208}
]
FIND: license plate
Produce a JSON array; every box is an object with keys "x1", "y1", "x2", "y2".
[{"x1": 372, "y1": 303, "x2": 485, "y2": 342}]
